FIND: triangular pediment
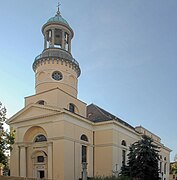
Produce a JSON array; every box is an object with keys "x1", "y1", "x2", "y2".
[{"x1": 7, "y1": 104, "x2": 62, "y2": 125}]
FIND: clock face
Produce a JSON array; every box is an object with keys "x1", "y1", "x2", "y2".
[{"x1": 52, "y1": 71, "x2": 63, "y2": 81}]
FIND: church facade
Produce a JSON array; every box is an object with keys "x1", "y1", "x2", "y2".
[{"x1": 7, "y1": 7, "x2": 171, "y2": 180}]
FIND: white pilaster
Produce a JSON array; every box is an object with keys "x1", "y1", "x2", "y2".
[
  {"x1": 68, "y1": 35, "x2": 71, "y2": 53},
  {"x1": 52, "y1": 29, "x2": 55, "y2": 47},
  {"x1": 44, "y1": 34, "x2": 47, "y2": 49},
  {"x1": 20, "y1": 146, "x2": 26, "y2": 177},
  {"x1": 62, "y1": 30, "x2": 65, "y2": 49},
  {"x1": 47, "y1": 142, "x2": 53, "y2": 179}
]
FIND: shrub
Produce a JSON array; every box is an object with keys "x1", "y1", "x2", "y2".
[{"x1": 90, "y1": 175, "x2": 130, "y2": 180}]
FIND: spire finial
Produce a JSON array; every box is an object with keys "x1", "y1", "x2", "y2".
[{"x1": 56, "y1": 2, "x2": 61, "y2": 16}]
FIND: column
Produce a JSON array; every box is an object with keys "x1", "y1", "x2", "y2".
[
  {"x1": 51, "y1": 29, "x2": 55, "y2": 47},
  {"x1": 68, "y1": 35, "x2": 71, "y2": 53},
  {"x1": 44, "y1": 34, "x2": 47, "y2": 49},
  {"x1": 47, "y1": 142, "x2": 53, "y2": 179},
  {"x1": 62, "y1": 30, "x2": 65, "y2": 49},
  {"x1": 20, "y1": 146, "x2": 26, "y2": 177}
]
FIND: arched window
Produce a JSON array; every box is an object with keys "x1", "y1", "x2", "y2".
[
  {"x1": 121, "y1": 140, "x2": 126, "y2": 146},
  {"x1": 81, "y1": 134, "x2": 88, "y2": 142},
  {"x1": 34, "y1": 134, "x2": 47, "y2": 142},
  {"x1": 69, "y1": 103, "x2": 75, "y2": 113},
  {"x1": 80, "y1": 134, "x2": 88, "y2": 164},
  {"x1": 37, "y1": 100, "x2": 45, "y2": 105}
]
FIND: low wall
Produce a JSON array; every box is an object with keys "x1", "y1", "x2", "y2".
[{"x1": 0, "y1": 176, "x2": 49, "y2": 180}]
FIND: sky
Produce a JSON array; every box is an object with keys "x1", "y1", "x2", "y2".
[{"x1": 0, "y1": 0, "x2": 176, "y2": 161}]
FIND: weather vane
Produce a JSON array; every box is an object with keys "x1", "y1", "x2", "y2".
[
  {"x1": 56, "y1": 1, "x2": 61, "y2": 15},
  {"x1": 57, "y1": 2, "x2": 61, "y2": 10}
]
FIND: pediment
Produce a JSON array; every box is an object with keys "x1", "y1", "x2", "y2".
[{"x1": 7, "y1": 104, "x2": 61, "y2": 124}]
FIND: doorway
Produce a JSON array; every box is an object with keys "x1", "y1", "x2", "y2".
[{"x1": 37, "y1": 170, "x2": 45, "y2": 179}]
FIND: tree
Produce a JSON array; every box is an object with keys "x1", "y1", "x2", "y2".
[
  {"x1": 0, "y1": 102, "x2": 15, "y2": 174},
  {"x1": 121, "y1": 135, "x2": 160, "y2": 180},
  {"x1": 170, "y1": 162, "x2": 177, "y2": 174}
]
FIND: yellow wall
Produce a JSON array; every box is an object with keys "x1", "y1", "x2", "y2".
[
  {"x1": 9, "y1": 109, "x2": 94, "y2": 180},
  {"x1": 35, "y1": 60, "x2": 78, "y2": 97},
  {"x1": 25, "y1": 88, "x2": 87, "y2": 117}
]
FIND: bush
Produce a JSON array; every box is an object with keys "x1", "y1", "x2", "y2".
[{"x1": 90, "y1": 175, "x2": 130, "y2": 180}]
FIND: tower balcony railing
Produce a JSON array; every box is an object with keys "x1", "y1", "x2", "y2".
[{"x1": 34, "y1": 47, "x2": 79, "y2": 66}]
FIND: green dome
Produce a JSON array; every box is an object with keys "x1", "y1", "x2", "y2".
[{"x1": 47, "y1": 14, "x2": 69, "y2": 26}]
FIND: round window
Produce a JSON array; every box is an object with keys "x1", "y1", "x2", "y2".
[{"x1": 52, "y1": 71, "x2": 63, "y2": 81}]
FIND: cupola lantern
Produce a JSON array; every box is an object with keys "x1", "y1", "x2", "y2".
[{"x1": 42, "y1": 5, "x2": 73, "y2": 52}]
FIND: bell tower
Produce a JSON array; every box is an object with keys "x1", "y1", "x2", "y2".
[{"x1": 33, "y1": 5, "x2": 80, "y2": 97}]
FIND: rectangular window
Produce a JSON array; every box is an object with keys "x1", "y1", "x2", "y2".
[
  {"x1": 37, "y1": 156, "x2": 44, "y2": 163},
  {"x1": 164, "y1": 163, "x2": 166, "y2": 174},
  {"x1": 69, "y1": 104, "x2": 75, "y2": 113},
  {"x1": 82, "y1": 145, "x2": 87, "y2": 163},
  {"x1": 160, "y1": 162, "x2": 162, "y2": 172},
  {"x1": 122, "y1": 150, "x2": 126, "y2": 166}
]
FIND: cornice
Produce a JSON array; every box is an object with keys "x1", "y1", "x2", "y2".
[{"x1": 33, "y1": 56, "x2": 80, "y2": 77}]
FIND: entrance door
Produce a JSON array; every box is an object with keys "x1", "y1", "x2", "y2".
[
  {"x1": 37, "y1": 170, "x2": 45, "y2": 179},
  {"x1": 32, "y1": 150, "x2": 47, "y2": 179}
]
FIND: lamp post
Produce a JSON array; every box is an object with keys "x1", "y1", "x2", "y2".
[
  {"x1": 82, "y1": 162, "x2": 88, "y2": 180},
  {"x1": 161, "y1": 172, "x2": 163, "y2": 180},
  {"x1": 112, "y1": 164, "x2": 119, "y2": 177}
]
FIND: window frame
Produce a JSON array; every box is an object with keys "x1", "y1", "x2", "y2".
[
  {"x1": 82, "y1": 145, "x2": 87, "y2": 163},
  {"x1": 80, "y1": 134, "x2": 88, "y2": 142},
  {"x1": 37, "y1": 156, "x2": 45, "y2": 163},
  {"x1": 122, "y1": 149, "x2": 126, "y2": 166},
  {"x1": 121, "y1": 140, "x2": 127, "y2": 146},
  {"x1": 52, "y1": 71, "x2": 63, "y2": 81},
  {"x1": 34, "y1": 134, "x2": 47, "y2": 143},
  {"x1": 69, "y1": 103, "x2": 75, "y2": 113},
  {"x1": 37, "y1": 100, "x2": 45, "y2": 105}
]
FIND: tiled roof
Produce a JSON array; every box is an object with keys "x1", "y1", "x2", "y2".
[{"x1": 87, "y1": 104, "x2": 135, "y2": 130}]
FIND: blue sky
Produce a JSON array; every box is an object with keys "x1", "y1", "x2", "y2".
[{"x1": 0, "y1": 0, "x2": 176, "y2": 160}]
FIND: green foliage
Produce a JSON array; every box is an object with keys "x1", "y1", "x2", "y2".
[
  {"x1": 171, "y1": 162, "x2": 177, "y2": 174},
  {"x1": 0, "y1": 102, "x2": 15, "y2": 171},
  {"x1": 90, "y1": 176, "x2": 130, "y2": 180},
  {"x1": 120, "y1": 165, "x2": 130, "y2": 178},
  {"x1": 121, "y1": 135, "x2": 160, "y2": 180}
]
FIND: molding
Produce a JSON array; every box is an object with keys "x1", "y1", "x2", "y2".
[
  {"x1": 33, "y1": 57, "x2": 80, "y2": 77},
  {"x1": 25, "y1": 87, "x2": 87, "y2": 105},
  {"x1": 93, "y1": 120, "x2": 138, "y2": 135}
]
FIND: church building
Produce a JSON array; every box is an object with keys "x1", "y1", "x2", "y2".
[{"x1": 7, "y1": 6, "x2": 171, "y2": 180}]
